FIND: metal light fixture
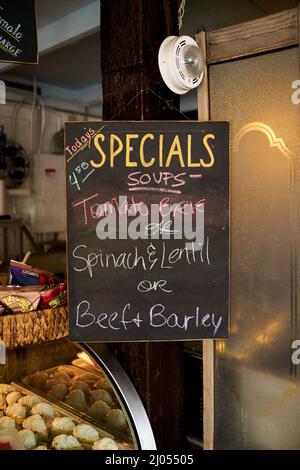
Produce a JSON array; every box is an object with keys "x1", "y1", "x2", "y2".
[{"x1": 158, "y1": 35, "x2": 205, "y2": 95}]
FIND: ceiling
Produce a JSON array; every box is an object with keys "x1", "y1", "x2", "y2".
[
  {"x1": 36, "y1": 0, "x2": 96, "y2": 28},
  {"x1": 182, "y1": 0, "x2": 296, "y2": 34},
  {"x1": 0, "y1": 0, "x2": 101, "y2": 112},
  {"x1": 2, "y1": 32, "x2": 100, "y2": 90}
]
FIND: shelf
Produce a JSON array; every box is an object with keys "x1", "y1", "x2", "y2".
[{"x1": 7, "y1": 188, "x2": 32, "y2": 197}]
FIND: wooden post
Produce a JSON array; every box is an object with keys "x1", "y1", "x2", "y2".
[
  {"x1": 196, "y1": 30, "x2": 214, "y2": 451},
  {"x1": 101, "y1": 0, "x2": 182, "y2": 121},
  {"x1": 297, "y1": 1, "x2": 300, "y2": 64},
  {"x1": 101, "y1": 0, "x2": 184, "y2": 449}
]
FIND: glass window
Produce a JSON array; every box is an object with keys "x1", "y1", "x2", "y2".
[{"x1": 210, "y1": 47, "x2": 300, "y2": 449}]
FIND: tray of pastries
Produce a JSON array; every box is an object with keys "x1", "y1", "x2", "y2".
[
  {"x1": 0, "y1": 383, "x2": 133, "y2": 450},
  {"x1": 0, "y1": 382, "x2": 133, "y2": 450},
  {"x1": 20, "y1": 365, "x2": 134, "y2": 446}
]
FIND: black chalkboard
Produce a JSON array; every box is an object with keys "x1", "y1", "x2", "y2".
[
  {"x1": 65, "y1": 121, "x2": 229, "y2": 342},
  {"x1": 0, "y1": 0, "x2": 38, "y2": 64}
]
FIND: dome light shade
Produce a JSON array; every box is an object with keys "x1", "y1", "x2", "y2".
[{"x1": 158, "y1": 35, "x2": 205, "y2": 95}]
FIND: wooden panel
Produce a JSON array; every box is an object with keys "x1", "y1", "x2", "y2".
[
  {"x1": 197, "y1": 31, "x2": 210, "y2": 121},
  {"x1": 196, "y1": 31, "x2": 215, "y2": 451},
  {"x1": 110, "y1": 342, "x2": 184, "y2": 448},
  {"x1": 202, "y1": 341, "x2": 214, "y2": 450},
  {"x1": 207, "y1": 8, "x2": 299, "y2": 64}
]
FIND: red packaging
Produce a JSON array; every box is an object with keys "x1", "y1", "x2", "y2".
[{"x1": 40, "y1": 283, "x2": 67, "y2": 310}]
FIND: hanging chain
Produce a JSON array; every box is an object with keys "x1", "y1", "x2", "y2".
[{"x1": 178, "y1": 0, "x2": 186, "y2": 30}]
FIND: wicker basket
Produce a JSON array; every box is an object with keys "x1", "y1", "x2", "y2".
[{"x1": 0, "y1": 306, "x2": 69, "y2": 348}]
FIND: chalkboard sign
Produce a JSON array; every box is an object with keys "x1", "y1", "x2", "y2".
[
  {"x1": 65, "y1": 121, "x2": 229, "y2": 342},
  {"x1": 0, "y1": 0, "x2": 38, "y2": 64}
]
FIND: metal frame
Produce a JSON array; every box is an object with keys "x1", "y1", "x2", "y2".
[{"x1": 80, "y1": 343, "x2": 156, "y2": 450}]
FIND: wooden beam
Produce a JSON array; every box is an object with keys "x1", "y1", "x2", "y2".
[
  {"x1": 101, "y1": 0, "x2": 181, "y2": 121},
  {"x1": 196, "y1": 31, "x2": 209, "y2": 121},
  {"x1": 196, "y1": 31, "x2": 214, "y2": 451},
  {"x1": 101, "y1": 0, "x2": 185, "y2": 449},
  {"x1": 206, "y1": 7, "x2": 298, "y2": 65},
  {"x1": 298, "y1": 3, "x2": 300, "y2": 66}
]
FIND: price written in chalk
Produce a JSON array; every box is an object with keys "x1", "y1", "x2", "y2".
[{"x1": 69, "y1": 162, "x2": 95, "y2": 191}]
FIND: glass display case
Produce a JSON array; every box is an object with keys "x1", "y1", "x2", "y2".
[{"x1": 0, "y1": 339, "x2": 156, "y2": 450}]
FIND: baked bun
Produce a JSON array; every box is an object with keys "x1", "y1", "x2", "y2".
[
  {"x1": 0, "y1": 384, "x2": 15, "y2": 395},
  {"x1": 6, "y1": 403, "x2": 26, "y2": 424},
  {"x1": 0, "y1": 416, "x2": 16, "y2": 430},
  {"x1": 69, "y1": 381, "x2": 91, "y2": 397},
  {"x1": 18, "y1": 429, "x2": 37, "y2": 449},
  {"x1": 18, "y1": 395, "x2": 43, "y2": 408},
  {"x1": 73, "y1": 424, "x2": 99, "y2": 445},
  {"x1": 31, "y1": 403, "x2": 55, "y2": 419},
  {"x1": 6, "y1": 391, "x2": 22, "y2": 406},
  {"x1": 89, "y1": 389, "x2": 113, "y2": 406},
  {"x1": 28, "y1": 372, "x2": 48, "y2": 389},
  {"x1": 51, "y1": 434, "x2": 82, "y2": 450},
  {"x1": 65, "y1": 390, "x2": 88, "y2": 412},
  {"x1": 23, "y1": 414, "x2": 48, "y2": 440},
  {"x1": 88, "y1": 400, "x2": 110, "y2": 421},
  {"x1": 51, "y1": 417, "x2": 75, "y2": 436},
  {"x1": 48, "y1": 384, "x2": 68, "y2": 401},
  {"x1": 92, "y1": 437, "x2": 118, "y2": 450},
  {"x1": 105, "y1": 409, "x2": 127, "y2": 431},
  {"x1": 0, "y1": 393, "x2": 6, "y2": 411}
]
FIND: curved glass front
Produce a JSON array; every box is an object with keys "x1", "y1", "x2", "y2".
[{"x1": 0, "y1": 339, "x2": 155, "y2": 450}]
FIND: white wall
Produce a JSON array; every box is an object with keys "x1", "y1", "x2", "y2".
[{"x1": 0, "y1": 99, "x2": 96, "y2": 246}]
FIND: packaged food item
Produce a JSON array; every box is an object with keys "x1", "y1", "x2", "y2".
[
  {"x1": 40, "y1": 283, "x2": 67, "y2": 310},
  {"x1": 0, "y1": 286, "x2": 43, "y2": 314},
  {"x1": 9, "y1": 260, "x2": 60, "y2": 286}
]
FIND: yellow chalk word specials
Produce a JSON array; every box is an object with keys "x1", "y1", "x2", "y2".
[{"x1": 90, "y1": 132, "x2": 216, "y2": 169}]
